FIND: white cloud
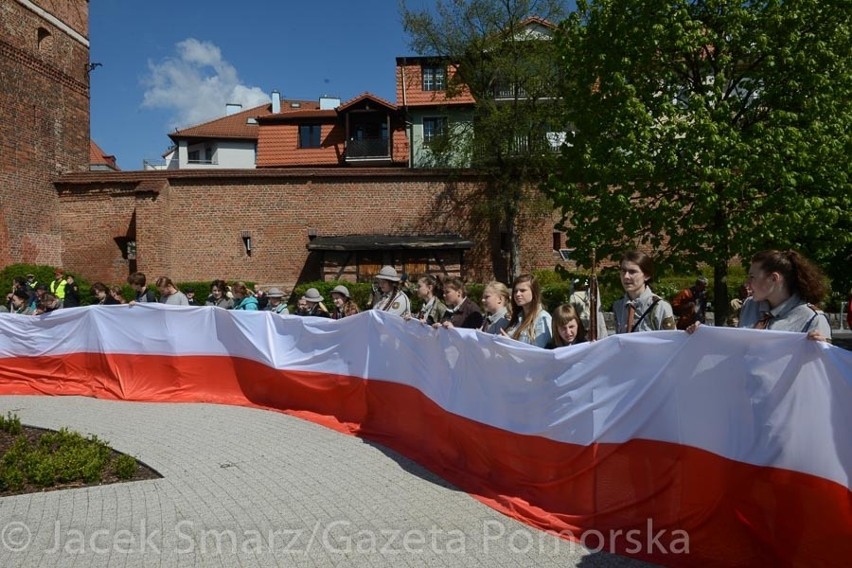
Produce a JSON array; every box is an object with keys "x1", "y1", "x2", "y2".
[{"x1": 142, "y1": 38, "x2": 269, "y2": 128}]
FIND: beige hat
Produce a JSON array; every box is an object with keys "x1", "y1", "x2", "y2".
[
  {"x1": 267, "y1": 287, "x2": 285, "y2": 298},
  {"x1": 331, "y1": 285, "x2": 351, "y2": 298},
  {"x1": 301, "y1": 288, "x2": 323, "y2": 303},
  {"x1": 375, "y1": 265, "x2": 400, "y2": 282}
]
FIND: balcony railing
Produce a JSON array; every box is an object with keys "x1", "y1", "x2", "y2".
[{"x1": 345, "y1": 138, "x2": 391, "y2": 160}]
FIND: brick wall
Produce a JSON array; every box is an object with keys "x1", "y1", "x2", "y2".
[
  {"x1": 56, "y1": 169, "x2": 564, "y2": 290},
  {"x1": 0, "y1": 0, "x2": 90, "y2": 267}
]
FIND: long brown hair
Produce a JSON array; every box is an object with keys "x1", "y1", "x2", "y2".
[
  {"x1": 508, "y1": 274, "x2": 544, "y2": 341},
  {"x1": 751, "y1": 250, "x2": 827, "y2": 304}
]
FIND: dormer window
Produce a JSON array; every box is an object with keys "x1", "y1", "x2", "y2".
[
  {"x1": 422, "y1": 64, "x2": 446, "y2": 91},
  {"x1": 299, "y1": 124, "x2": 322, "y2": 149}
]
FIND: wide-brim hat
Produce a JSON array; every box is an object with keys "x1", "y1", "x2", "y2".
[
  {"x1": 376, "y1": 265, "x2": 400, "y2": 282},
  {"x1": 301, "y1": 288, "x2": 323, "y2": 303},
  {"x1": 331, "y1": 285, "x2": 351, "y2": 298},
  {"x1": 267, "y1": 287, "x2": 285, "y2": 298}
]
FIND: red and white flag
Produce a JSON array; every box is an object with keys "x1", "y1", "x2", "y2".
[{"x1": 1, "y1": 305, "x2": 850, "y2": 566}]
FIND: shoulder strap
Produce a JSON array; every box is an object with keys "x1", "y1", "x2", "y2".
[
  {"x1": 382, "y1": 290, "x2": 402, "y2": 312},
  {"x1": 802, "y1": 304, "x2": 829, "y2": 333},
  {"x1": 632, "y1": 298, "x2": 662, "y2": 332}
]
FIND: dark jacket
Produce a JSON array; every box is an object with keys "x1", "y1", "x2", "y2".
[
  {"x1": 63, "y1": 282, "x2": 80, "y2": 307},
  {"x1": 441, "y1": 297, "x2": 484, "y2": 329}
]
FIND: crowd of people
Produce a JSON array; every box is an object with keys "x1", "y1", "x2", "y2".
[
  {"x1": 3, "y1": 249, "x2": 836, "y2": 344},
  {"x1": 4, "y1": 268, "x2": 80, "y2": 315}
]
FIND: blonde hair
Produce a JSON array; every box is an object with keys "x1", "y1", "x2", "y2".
[{"x1": 483, "y1": 281, "x2": 512, "y2": 318}]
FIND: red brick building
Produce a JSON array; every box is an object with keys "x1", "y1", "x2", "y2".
[
  {"x1": 0, "y1": 0, "x2": 90, "y2": 267},
  {"x1": 3, "y1": 3, "x2": 567, "y2": 291}
]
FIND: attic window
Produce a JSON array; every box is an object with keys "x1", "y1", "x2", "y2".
[
  {"x1": 299, "y1": 124, "x2": 322, "y2": 149},
  {"x1": 422, "y1": 64, "x2": 446, "y2": 91},
  {"x1": 246, "y1": 118, "x2": 258, "y2": 124},
  {"x1": 290, "y1": 102, "x2": 301, "y2": 109}
]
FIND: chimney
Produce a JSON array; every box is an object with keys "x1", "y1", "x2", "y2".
[
  {"x1": 225, "y1": 103, "x2": 242, "y2": 115},
  {"x1": 319, "y1": 95, "x2": 341, "y2": 110},
  {"x1": 271, "y1": 90, "x2": 281, "y2": 114}
]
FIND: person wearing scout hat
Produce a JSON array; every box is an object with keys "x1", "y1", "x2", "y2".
[
  {"x1": 371, "y1": 266, "x2": 411, "y2": 317},
  {"x1": 330, "y1": 284, "x2": 359, "y2": 320},
  {"x1": 264, "y1": 287, "x2": 289, "y2": 315},
  {"x1": 301, "y1": 288, "x2": 330, "y2": 318}
]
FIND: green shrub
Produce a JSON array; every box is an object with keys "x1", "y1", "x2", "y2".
[
  {"x1": 2, "y1": 436, "x2": 30, "y2": 468},
  {"x1": 37, "y1": 429, "x2": 111, "y2": 485},
  {"x1": 28, "y1": 457, "x2": 56, "y2": 487},
  {"x1": 113, "y1": 454, "x2": 138, "y2": 480},
  {"x1": 0, "y1": 464, "x2": 25, "y2": 492},
  {"x1": 0, "y1": 412, "x2": 22, "y2": 435},
  {"x1": 1, "y1": 423, "x2": 148, "y2": 492},
  {"x1": 531, "y1": 269, "x2": 566, "y2": 288}
]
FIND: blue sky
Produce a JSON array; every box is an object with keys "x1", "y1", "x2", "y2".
[{"x1": 89, "y1": 1, "x2": 428, "y2": 170}]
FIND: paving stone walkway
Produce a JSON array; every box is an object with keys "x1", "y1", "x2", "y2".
[{"x1": 0, "y1": 395, "x2": 654, "y2": 567}]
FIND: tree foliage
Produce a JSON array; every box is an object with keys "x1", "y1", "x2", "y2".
[
  {"x1": 548, "y1": 0, "x2": 851, "y2": 317},
  {"x1": 401, "y1": 0, "x2": 572, "y2": 279}
]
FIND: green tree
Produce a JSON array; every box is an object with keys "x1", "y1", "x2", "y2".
[
  {"x1": 548, "y1": 0, "x2": 851, "y2": 322},
  {"x1": 401, "y1": 0, "x2": 572, "y2": 279}
]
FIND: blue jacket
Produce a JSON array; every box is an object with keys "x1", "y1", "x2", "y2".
[{"x1": 234, "y1": 296, "x2": 259, "y2": 311}]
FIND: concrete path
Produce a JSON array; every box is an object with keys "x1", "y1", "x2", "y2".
[{"x1": 0, "y1": 396, "x2": 653, "y2": 567}]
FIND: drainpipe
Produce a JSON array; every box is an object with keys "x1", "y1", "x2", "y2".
[{"x1": 400, "y1": 59, "x2": 413, "y2": 168}]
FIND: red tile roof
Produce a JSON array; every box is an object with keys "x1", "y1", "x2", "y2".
[
  {"x1": 256, "y1": 123, "x2": 346, "y2": 167},
  {"x1": 395, "y1": 60, "x2": 475, "y2": 107},
  {"x1": 338, "y1": 92, "x2": 397, "y2": 111},
  {"x1": 168, "y1": 104, "x2": 270, "y2": 141},
  {"x1": 89, "y1": 140, "x2": 120, "y2": 170},
  {"x1": 518, "y1": 16, "x2": 557, "y2": 30},
  {"x1": 259, "y1": 109, "x2": 337, "y2": 123},
  {"x1": 170, "y1": 99, "x2": 326, "y2": 139}
]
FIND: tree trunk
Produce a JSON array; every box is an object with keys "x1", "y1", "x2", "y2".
[
  {"x1": 712, "y1": 196, "x2": 730, "y2": 326},
  {"x1": 506, "y1": 202, "x2": 521, "y2": 281},
  {"x1": 713, "y1": 261, "x2": 729, "y2": 326}
]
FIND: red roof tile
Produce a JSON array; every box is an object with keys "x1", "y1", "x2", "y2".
[
  {"x1": 89, "y1": 140, "x2": 120, "y2": 170},
  {"x1": 338, "y1": 92, "x2": 397, "y2": 111},
  {"x1": 169, "y1": 104, "x2": 270, "y2": 141},
  {"x1": 259, "y1": 109, "x2": 337, "y2": 123}
]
